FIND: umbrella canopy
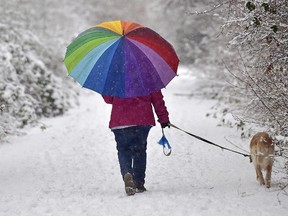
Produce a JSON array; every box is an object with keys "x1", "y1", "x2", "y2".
[{"x1": 64, "y1": 20, "x2": 179, "y2": 98}]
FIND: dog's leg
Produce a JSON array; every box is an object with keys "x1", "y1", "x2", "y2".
[
  {"x1": 265, "y1": 163, "x2": 272, "y2": 188},
  {"x1": 256, "y1": 164, "x2": 265, "y2": 185}
]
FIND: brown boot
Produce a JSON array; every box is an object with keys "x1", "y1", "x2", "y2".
[
  {"x1": 136, "y1": 184, "x2": 146, "y2": 193},
  {"x1": 123, "y1": 173, "x2": 136, "y2": 196}
]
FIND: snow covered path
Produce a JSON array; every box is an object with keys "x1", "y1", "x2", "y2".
[{"x1": 0, "y1": 69, "x2": 287, "y2": 216}]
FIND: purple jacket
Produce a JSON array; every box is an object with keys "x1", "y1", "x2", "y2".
[{"x1": 103, "y1": 90, "x2": 169, "y2": 129}]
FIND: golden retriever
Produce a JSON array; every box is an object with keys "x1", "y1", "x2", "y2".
[{"x1": 250, "y1": 132, "x2": 275, "y2": 188}]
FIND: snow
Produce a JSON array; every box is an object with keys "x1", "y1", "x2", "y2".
[{"x1": 0, "y1": 67, "x2": 287, "y2": 216}]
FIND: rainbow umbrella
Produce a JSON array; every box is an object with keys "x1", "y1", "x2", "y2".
[{"x1": 64, "y1": 20, "x2": 179, "y2": 98}]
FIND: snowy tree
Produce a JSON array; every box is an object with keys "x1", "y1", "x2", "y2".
[
  {"x1": 213, "y1": 0, "x2": 288, "y2": 175},
  {"x1": 0, "y1": 0, "x2": 81, "y2": 140},
  {"x1": 145, "y1": 0, "x2": 224, "y2": 68},
  {"x1": 220, "y1": 1, "x2": 287, "y2": 135},
  {"x1": 0, "y1": 24, "x2": 76, "y2": 138},
  {"x1": 174, "y1": 0, "x2": 288, "y2": 174}
]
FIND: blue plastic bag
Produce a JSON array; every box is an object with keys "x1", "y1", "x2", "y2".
[{"x1": 158, "y1": 135, "x2": 172, "y2": 156}]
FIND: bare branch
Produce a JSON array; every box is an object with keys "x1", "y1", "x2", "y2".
[{"x1": 185, "y1": 0, "x2": 229, "y2": 15}]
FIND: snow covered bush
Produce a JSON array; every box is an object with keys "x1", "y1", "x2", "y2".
[
  {"x1": 0, "y1": 24, "x2": 75, "y2": 139},
  {"x1": 218, "y1": 0, "x2": 288, "y2": 174},
  {"x1": 178, "y1": 0, "x2": 288, "y2": 175},
  {"x1": 221, "y1": 0, "x2": 287, "y2": 134}
]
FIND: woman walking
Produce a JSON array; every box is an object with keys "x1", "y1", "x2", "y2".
[{"x1": 103, "y1": 90, "x2": 170, "y2": 195}]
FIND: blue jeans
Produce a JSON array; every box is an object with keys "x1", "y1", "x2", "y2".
[{"x1": 113, "y1": 126, "x2": 151, "y2": 186}]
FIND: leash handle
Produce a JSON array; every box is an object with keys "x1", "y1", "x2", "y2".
[
  {"x1": 157, "y1": 128, "x2": 172, "y2": 156},
  {"x1": 169, "y1": 123, "x2": 250, "y2": 158}
]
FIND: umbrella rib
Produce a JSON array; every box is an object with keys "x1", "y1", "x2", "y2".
[
  {"x1": 101, "y1": 38, "x2": 125, "y2": 96},
  {"x1": 125, "y1": 39, "x2": 167, "y2": 97},
  {"x1": 127, "y1": 38, "x2": 168, "y2": 87},
  {"x1": 69, "y1": 38, "x2": 120, "y2": 87}
]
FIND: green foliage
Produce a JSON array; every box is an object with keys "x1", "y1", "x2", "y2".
[
  {"x1": 246, "y1": 1, "x2": 256, "y2": 11},
  {"x1": 253, "y1": 17, "x2": 261, "y2": 26},
  {"x1": 270, "y1": 25, "x2": 278, "y2": 33},
  {"x1": 261, "y1": 3, "x2": 270, "y2": 12}
]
